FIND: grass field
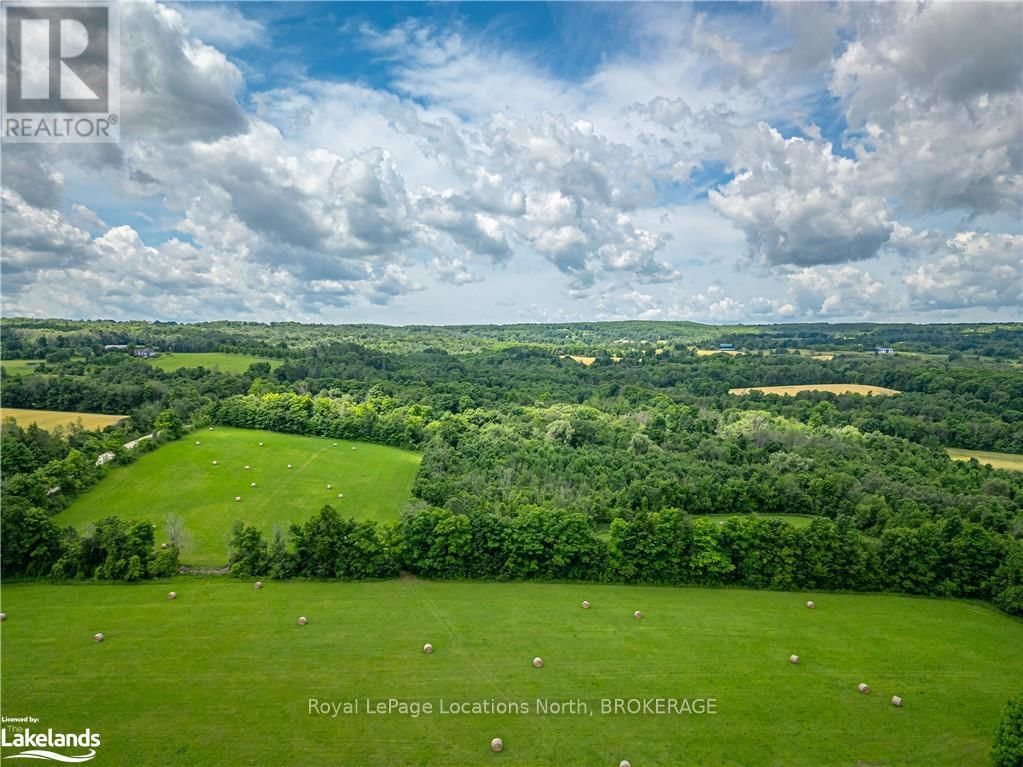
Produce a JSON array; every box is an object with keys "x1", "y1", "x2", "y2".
[
  {"x1": 1, "y1": 359, "x2": 47, "y2": 375},
  {"x1": 947, "y1": 448, "x2": 1023, "y2": 473},
  {"x1": 147, "y1": 352, "x2": 282, "y2": 374},
  {"x1": 729, "y1": 384, "x2": 901, "y2": 397},
  {"x1": 1, "y1": 579, "x2": 1019, "y2": 766},
  {"x1": 0, "y1": 407, "x2": 127, "y2": 430},
  {"x1": 54, "y1": 427, "x2": 421, "y2": 566}
]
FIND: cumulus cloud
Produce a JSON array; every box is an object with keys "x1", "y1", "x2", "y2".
[{"x1": 904, "y1": 232, "x2": 1023, "y2": 311}]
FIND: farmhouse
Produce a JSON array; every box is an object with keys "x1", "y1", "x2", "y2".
[
  {"x1": 719, "y1": 343, "x2": 735, "y2": 351},
  {"x1": 874, "y1": 346, "x2": 895, "y2": 355},
  {"x1": 133, "y1": 348, "x2": 158, "y2": 358}
]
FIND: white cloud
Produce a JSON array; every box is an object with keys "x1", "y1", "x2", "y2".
[{"x1": 905, "y1": 232, "x2": 1023, "y2": 311}]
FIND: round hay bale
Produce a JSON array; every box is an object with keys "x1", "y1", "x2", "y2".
[
  {"x1": 212, "y1": 460, "x2": 218, "y2": 466},
  {"x1": 244, "y1": 465, "x2": 250, "y2": 470},
  {"x1": 582, "y1": 600, "x2": 590, "y2": 609},
  {"x1": 259, "y1": 442, "x2": 264, "y2": 446},
  {"x1": 789, "y1": 654, "x2": 800, "y2": 664},
  {"x1": 633, "y1": 610, "x2": 643, "y2": 620},
  {"x1": 195, "y1": 441, "x2": 201, "y2": 445},
  {"x1": 208, "y1": 427, "x2": 213, "y2": 431},
  {"x1": 806, "y1": 600, "x2": 816, "y2": 609},
  {"x1": 93, "y1": 632, "x2": 104, "y2": 643},
  {"x1": 298, "y1": 616, "x2": 308, "y2": 626},
  {"x1": 891, "y1": 695, "x2": 903, "y2": 707},
  {"x1": 160, "y1": 542, "x2": 168, "y2": 549},
  {"x1": 620, "y1": 761, "x2": 632, "y2": 767},
  {"x1": 327, "y1": 484, "x2": 332, "y2": 489},
  {"x1": 235, "y1": 496, "x2": 241, "y2": 502},
  {"x1": 352, "y1": 447, "x2": 356, "y2": 451},
  {"x1": 254, "y1": 581, "x2": 263, "y2": 590},
  {"x1": 168, "y1": 591, "x2": 177, "y2": 600},
  {"x1": 0, "y1": 612, "x2": 6, "y2": 622},
  {"x1": 287, "y1": 464, "x2": 293, "y2": 469},
  {"x1": 858, "y1": 683, "x2": 870, "y2": 694},
  {"x1": 490, "y1": 737, "x2": 503, "y2": 753},
  {"x1": 533, "y1": 657, "x2": 544, "y2": 668},
  {"x1": 333, "y1": 443, "x2": 338, "y2": 446},
  {"x1": 423, "y1": 643, "x2": 433, "y2": 654}
]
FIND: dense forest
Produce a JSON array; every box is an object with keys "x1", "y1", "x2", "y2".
[{"x1": 2, "y1": 318, "x2": 1022, "y2": 615}]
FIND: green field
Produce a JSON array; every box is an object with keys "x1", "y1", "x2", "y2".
[
  {"x1": 148, "y1": 352, "x2": 282, "y2": 373},
  {"x1": 947, "y1": 448, "x2": 1023, "y2": 473},
  {"x1": 54, "y1": 428, "x2": 421, "y2": 566},
  {"x1": 0, "y1": 407, "x2": 127, "y2": 430},
  {"x1": 1, "y1": 580, "x2": 1020, "y2": 766},
  {"x1": 0, "y1": 359, "x2": 47, "y2": 375}
]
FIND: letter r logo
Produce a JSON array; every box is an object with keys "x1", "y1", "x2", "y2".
[{"x1": 4, "y1": 5, "x2": 109, "y2": 113}]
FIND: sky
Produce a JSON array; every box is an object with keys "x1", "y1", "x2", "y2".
[{"x1": 2, "y1": 1, "x2": 1021, "y2": 325}]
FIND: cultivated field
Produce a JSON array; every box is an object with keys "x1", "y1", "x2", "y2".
[
  {"x1": 147, "y1": 352, "x2": 282, "y2": 374},
  {"x1": 729, "y1": 384, "x2": 901, "y2": 397},
  {"x1": 0, "y1": 359, "x2": 47, "y2": 375},
  {"x1": 1, "y1": 580, "x2": 1019, "y2": 766},
  {"x1": 0, "y1": 407, "x2": 127, "y2": 430},
  {"x1": 947, "y1": 448, "x2": 1023, "y2": 473},
  {"x1": 54, "y1": 428, "x2": 420, "y2": 565}
]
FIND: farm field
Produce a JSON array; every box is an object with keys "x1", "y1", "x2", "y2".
[
  {"x1": 147, "y1": 352, "x2": 282, "y2": 374},
  {"x1": 54, "y1": 427, "x2": 420, "y2": 566},
  {"x1": 947, "y1": 448, "x2": 1023, "y2": 473},
  {"x1": 0, "y1": 359, "x2": 48, "y2": 375},
  {"x1": 729, "y1": 384, "x2": 901, "y2": 396},
  {"x1": 0, "y1": 407, "x2": 127, "y2": 430},
  {"x1": 1, "y1": 579, "x2": 1020, "y2": 767}
]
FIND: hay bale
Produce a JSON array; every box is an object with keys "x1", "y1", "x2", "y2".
[
  {"x1": 0, "y1": 612, "x2": 6, "y2": 622},
  {"x1": 254, "y1": 581, "x2": 263, "y2": 590},
  {"x1": 806, "y1": 600, "x2": 815, "y2": 609},
  {"x1": 338, "y1": 493, "x2": 343, "y2": 498},
  {"x1": 533, "y1": 657, "x2": 544, "y2": 668},
  {"x1": 352, "y1": 447, "x2": 356, "y2": 451},
  {"x1": 259, "y1": 442, "x2": 264, "y2": 446},
  {"x1": 93, "y1": 633, "x2": 104, "y2": 643},
  {"x1": 633, "y1": 610, "x2": 643, "y2": 620},
  {"x1": 858, "y1": 683, "x2": 870, "y2": 694},
  {"x1": 327, "y1": 484, "x2": 332, "y2": 489},
  {"x1": 789, "y1": 655, "x2": 800, "y2": 664},
  {"x1": 168, "y1": 591, "x2": 177, "y2": 600},
  {"x1": 235, "y1": 496, "x2": 241, "y2": 502},
  {"x1": 212, "y1": 460, "x2": 218, "y2": 466},
  {"x1": 891, "y1": 695, "x2": 903, "y2": 707},
  {"x1": 250, "y1": 482, "x2": 256, "y2": 488},
  {"x1": 333, "y1": 443, "x2": 338, "y2": 446},
  {"x1": 195, "y1": 441, "x2": 201, "y2": 445},
  {"x1": 160, "y1": 542, "x2": 168, "y2": 549},
  {"x1": 490, "y1": 738, "x2": 503, "y2": 753},
  {"x1": 423, "y1": 643, "x2": 433, "y2": 654},
  {"x1": 620, "y1": 761, "x2": 632, "y2": 767},
  {"x1": 244, "y1": 465, "x2": 250, "y2": 470},
  {"x1": 287, "y1": 464, "x2": 293, "y2": 469},
  {"x1": 582, "y1": 600, "x2": 590, "y2": 609},
  {"x1": 298, "y1": 616, "x2": 308, "y2": 626},
  {"x1": 208, "y1": 427, "x2": 213, "y2": 431}
]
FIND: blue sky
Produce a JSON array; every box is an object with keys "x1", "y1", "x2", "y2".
[{"x1": 2, "y1": 1, "x2": 1020, "y2": 324}]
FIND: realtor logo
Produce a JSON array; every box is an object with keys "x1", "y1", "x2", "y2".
[{"x1": 2, "y1": 1, "x2": 119, "y2": 142}]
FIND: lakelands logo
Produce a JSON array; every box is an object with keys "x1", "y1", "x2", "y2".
[
  {"x1": 1, "y1": 0, "x2": 120, "y2": 142},
  {"x1": 0, "y1": 724, "x2": 101, "y2": 762}
]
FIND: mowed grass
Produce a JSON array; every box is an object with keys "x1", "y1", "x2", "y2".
[
  {"x1": 54, "y1": 427, "x2": 420, "y2": 566},
  {"x1": 1, "y1": 359, "x2": 47, "y2": 375},
  {"x1": 147, "y1": 352, "x2": 281, "y2": 374},
  {"x1": 947, "y1": 448, "x2": 1023, "y2": 473},
  {"x1": 0, "y1": 407, "x2": 127, "y2": 430},
  {"x1": 1, "y1": 580, "x2": 1020, "y2": 766},
  {"x1": 729, "y1": 384, "x2": 901, "y2": 396}
]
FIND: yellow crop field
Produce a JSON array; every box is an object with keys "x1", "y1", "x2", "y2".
[
  {"x1": 1, "y1": 407, "x2": 127, "y2": 431},
  {"x1": 946, "y1": 448, "x2": 1023, "y2": 472},
  {"x1": 728, "y1": 384, "x2": 901, "y2": 396}
]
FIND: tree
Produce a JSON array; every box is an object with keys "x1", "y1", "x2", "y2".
[
  {"x1": 991, "y1": 692, "x2": 1023, "y2": 767},
  {"x1": 154, "y1": 409, "x2": 183, "y2": 440}
]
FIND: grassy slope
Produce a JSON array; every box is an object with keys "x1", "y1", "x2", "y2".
[
  {"x1": 54, "y1": 427, "x2": 421, "y2": 566},
  {"x1": 691, "y1": 513, "x2": 818, "y2": 529},
  {"x1": 147, "y1": 353, "x2": 282, "y2": 374},
  {"x1": 0, "y1": 407, "x2": 127, "y2": 430},
  {"x1": 1, "y1": 580, "x2": 1020, "y2": 766},
  {"x1": 0, "y1": 359, "x2": 46, "y2": 375},
  {"x1": 946, "y1": 448, "x2": 1023, "y2": 473}
]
